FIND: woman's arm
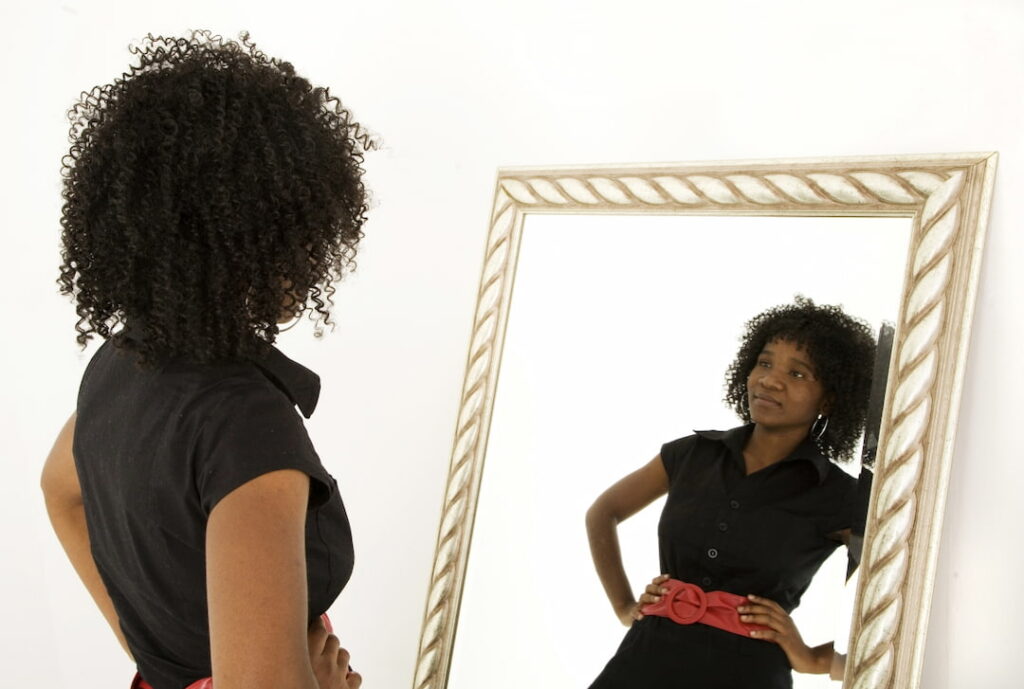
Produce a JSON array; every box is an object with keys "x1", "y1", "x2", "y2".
[
  {"x1": 41, "y1": 412, "x2": 134, "y2": 660},
  {"x1": 739, "y1": 595, "x2": 835, "y2": 674},
  {"x1": 585, "y1": 455, "x2": 670, "y2": 626},
  {"x1": 206, "y1": 468, "x2": 355, "y2": 689}
]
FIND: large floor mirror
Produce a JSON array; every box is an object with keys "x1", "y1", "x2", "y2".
[{"x1": 413, "y1": 155, "x2": 996, "y2": 689}]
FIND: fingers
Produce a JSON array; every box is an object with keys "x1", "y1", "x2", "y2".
[
  {"x1": 639, "y1": 590, "x2": 663, "y2": 604},
  {"x1": 749, "y1": 627, "x2": 781, "y2": 643},
  {"x1": 629, "y1": 575, "x2": 673, "y2": 620},
  {"x1": 740, "y1": 606, "x2": 787, "y2": 639},
  {"x1": 746, "y1": 594, "x2": 785, "y2": 613},
  {"x1": 641, "y1": 574, "x2": 671, "y2": 604},
  {"x1": 323, "y1": 633, "x2": 341, "y2": 660},
  {"x1": 338, "y1": 647, "x2": 361, "y2": 688},
  {"x1": 308, "y1": 619, "x2": 329, "y2": 652},
  {"x1": 737, "y1": 595, "x2": 789, "y2": 630},
  {"x1": 737, "y1": 604, "x2": 784, "y2": 626},
  {"x1": 739, "y1": 612, "x2": 783, "y2": 630},
  {"x1": 738, "y1": 595, "x2": 797, "y2": 644},
  {"x1": 309, "y1": 630, "x2": 358, "y2": 689},
  {"x1": 737, "y1": 604, "x2": 779, "y2": 619}
]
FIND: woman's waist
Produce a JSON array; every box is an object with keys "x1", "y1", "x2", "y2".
[
  {"x1": 629, "y1": 616, "x2": 789, "y2": 666},
  {"x1": 657, "y1": 566, "x2": 803, "y2": 612}
]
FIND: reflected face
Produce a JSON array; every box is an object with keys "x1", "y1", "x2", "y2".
[{"x1": 747, "y1": 338, "x2": 828, "y2": 431}]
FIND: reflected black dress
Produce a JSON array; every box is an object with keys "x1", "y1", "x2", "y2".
[{"x1": 588, "y1": 424, "x2": 856, "y2": 689}]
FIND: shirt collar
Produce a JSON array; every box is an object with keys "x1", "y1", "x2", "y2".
[
  {"x1": 693, "y1": 423, "x2": 831, "y2": 484},
  {"x1": 117, "y1": 321, "x2": 321, "y2": 417},
  {"x1": 252, "y1": 345, "x2": 321, "y2": 419}
]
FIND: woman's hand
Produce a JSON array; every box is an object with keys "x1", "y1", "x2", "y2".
[
  {"x1": 738, "y1": 594, "x2": 831, "y2": 674},
  {"x1": 615, "y1": 574, "x2": 671, "y2": 626},
  {"x1": 308, "y1": 617, "x2": 362, "y2": 688}
]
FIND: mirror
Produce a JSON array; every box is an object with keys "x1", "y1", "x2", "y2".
[
  {"x1": 447, "y1": 214, "x2": 910, "y2": 689},
  {"x1": 413, "y1": 155, "x2": 997, "y2": 689}
]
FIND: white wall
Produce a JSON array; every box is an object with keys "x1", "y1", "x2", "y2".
[{"x1": 1, "y1": 1, "x2": 1020, "y2": 687}]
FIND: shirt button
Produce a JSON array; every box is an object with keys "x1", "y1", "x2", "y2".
[
  {"x1": 707, "y1": 548, "x2": 719, "y2": 559},
  {"x1": 718, "y1": 522, "x2": 729, "y2": 532},
  {"x1": 701, "y1": 576, "x2": 713, "y2": 587},
  {"x1": 730, "y1": 500, "x2": 740, "y2": 509}
]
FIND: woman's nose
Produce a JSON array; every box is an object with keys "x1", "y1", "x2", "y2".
[{"x1": 757, "y1": 371, "x2": 784, "y2": 389}]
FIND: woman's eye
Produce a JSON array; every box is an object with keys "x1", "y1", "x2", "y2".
[
  {"x1": 790, "y1": 370, "x2": 805, "y2": 379},
  {"x1": 758, "y1": 360, "x2": 770, "y2": 368}
]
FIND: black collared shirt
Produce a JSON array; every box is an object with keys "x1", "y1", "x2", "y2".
[
  {"x1": 658, "y1": 424, "x2": 856, "y2": 612},
  {"x1": 73, "y1": 338, "x2": 353, "y2": 689},
  {"x1": 588, "y1": 425, "x2": 858, "y2": 689}
]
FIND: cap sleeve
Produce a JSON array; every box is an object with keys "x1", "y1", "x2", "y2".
[
  {"x1": 659, "y1": 434, "x2": 699, "y2": 483},
  {"x1": 193, "y1": 380, "x2": 333, "y2": 515},
  {"x1": 819, "y1": 469, "x2": 860, "y2": 536}
]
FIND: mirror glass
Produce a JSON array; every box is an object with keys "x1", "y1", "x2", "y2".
[{"x1": 446, "y1": 213, "x2": 911, "y2": 688}]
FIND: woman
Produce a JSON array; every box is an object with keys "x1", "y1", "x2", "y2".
[
  {"x1": 586, "y1": 297, "x2": 876, "y2": 688},
  {"x1": 40, "y1": 31, "x2": 372, "y2": 689}
]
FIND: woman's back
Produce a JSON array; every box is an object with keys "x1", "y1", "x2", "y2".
[{"x1": 74, "y1": 337, "x2": 353, "y2": 689}]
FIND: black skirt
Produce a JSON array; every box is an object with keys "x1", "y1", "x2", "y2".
[{"x1": 587, "y1": 617, "x2": 793, "y2": 689}]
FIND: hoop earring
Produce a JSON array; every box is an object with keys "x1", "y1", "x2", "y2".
[
  {"x1": 278, "y1": 313, "x2": 303, "y2": 333},
  {"x1": 811, "y1": 413, "x2": 829, "y2": 441}
]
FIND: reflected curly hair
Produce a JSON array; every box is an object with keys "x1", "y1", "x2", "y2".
[
  {"x1": 724, "y1": 296, "x2": 877, "y2": 462},
  {"x1": 58, "y1": 30, "x2": 375, "y2": 364}
]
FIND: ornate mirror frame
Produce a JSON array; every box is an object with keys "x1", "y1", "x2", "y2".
[{"x1": 413, "y1": 153, "x2": 997, "y2": 689}]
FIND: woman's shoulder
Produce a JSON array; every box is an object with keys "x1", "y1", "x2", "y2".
[
  {"x1": 822, "y1": 461, "x2": 859, "y2": 488},
  {"x1": 181, "y1": 360, "x2": 302, "y2": 421},
  {"x1": 93, "y1": 339, "x2": 304, "y2": 423},
  {"x1": 660, "y1": 425, "x2": 748, "y2": 478},
  {"x1": 660, "y1": 432, "x2": 700, "y2": 456},
  {"x1": 663, "y1": 424, "x2": 748, "y2": 454}
]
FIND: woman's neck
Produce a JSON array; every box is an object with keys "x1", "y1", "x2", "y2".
[{"x1": 742, "y1": 423, "x2": 810, "y2": 475}]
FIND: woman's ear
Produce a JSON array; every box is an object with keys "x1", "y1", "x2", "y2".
[{"x1": 821, "y1": 393, "x2": 836, "y2": 417}]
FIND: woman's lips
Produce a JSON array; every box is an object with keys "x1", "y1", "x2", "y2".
[{"x1": 751, "y1": 394, "x2": 782, "y2": 409}]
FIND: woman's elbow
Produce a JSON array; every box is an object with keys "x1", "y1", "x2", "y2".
[{"x1": 585, "y1": 497, "x2": 617, "y2": 529}]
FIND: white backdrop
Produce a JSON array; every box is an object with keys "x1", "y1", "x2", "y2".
[{"x1": 1, "y1": 1, "x2": 1021, "y2": 688}]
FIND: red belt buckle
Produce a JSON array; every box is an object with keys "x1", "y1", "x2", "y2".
[
  {"x1": 640, "y1": 578, "x2": 768, "y2": 637},
  {"x1": 661, "y1": 579, "x2": 708, "y2": 625}
]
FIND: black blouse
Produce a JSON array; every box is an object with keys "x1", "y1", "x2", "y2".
[
  {"x1": 73, "y1": 338, "x2": 353, "y2": 689},
  {"x1": 659, "y1": 424, "x2": 856, "y2": 612},
  {"x1": 588, "y1": 425, "x2": 857, "y2": 689}
]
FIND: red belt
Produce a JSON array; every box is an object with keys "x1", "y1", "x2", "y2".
[
  {"x1": 130, "y1": 614, "x2": 333, "y2": 689},
  {"x1": 131, "y1": 675, "x2": 210, "y2": 689},
  {"x1": 640, "y1": 579, "x2": 769, "y2": 637}
]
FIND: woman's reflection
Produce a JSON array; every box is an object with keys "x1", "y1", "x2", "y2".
[{"x1": 585, "y1": 297, "x2": 875, "y2": 689}]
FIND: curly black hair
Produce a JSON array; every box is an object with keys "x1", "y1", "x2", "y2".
[
  {"x1": 58, "y1": 30, "x2": 376, "y2": 364},
  {"x1": 723, "y1": 296, "x2": 877, "y2": 462}
]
